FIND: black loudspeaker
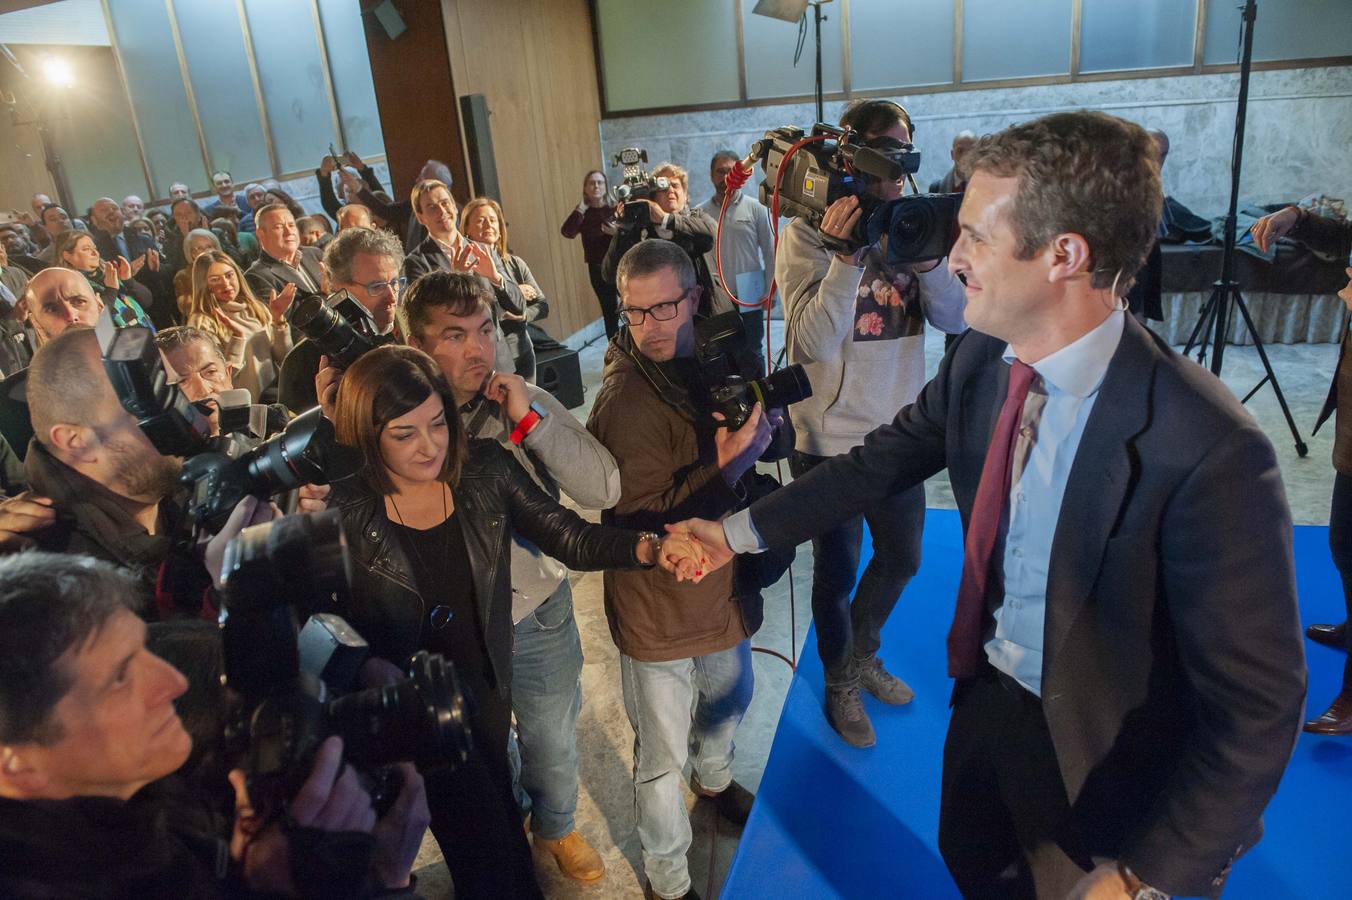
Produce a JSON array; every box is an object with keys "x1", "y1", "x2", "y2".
[
  {"x1": 459, "y1": 94, "x2": 500, "y2": 201},
  {"x1": 535, "y1": 347, "x2": 585, "y2": 410}
]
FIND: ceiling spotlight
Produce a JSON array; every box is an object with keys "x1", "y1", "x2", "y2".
[{"x1": 41, "y1": 56, "x2": 73, "y2": 88}]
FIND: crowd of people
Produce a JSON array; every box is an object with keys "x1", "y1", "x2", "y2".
[{"x1": 0, "y1": 98, "x2": 1344, "y2": 900}]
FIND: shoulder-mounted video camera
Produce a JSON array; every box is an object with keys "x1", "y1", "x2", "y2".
[
  {"x1": 219, "y1": 511, "x2": 473, "y2": 819},
  {"x1": 612, "y1": 147, "x2": 670, "y2": 231},
  {"x1": 750, "y1": 123, "x2": 961, "y2": 266},
  {"x1": 288, "y1": 289, "x2": 397, "y2": 369},
  {"x1": 102, "y1": 325, "x2": 360, "y2": 531}
]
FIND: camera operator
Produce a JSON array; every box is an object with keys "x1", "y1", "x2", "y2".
[
  {"x1": 155, "y1": 326, "x2": 291, "y2": 438},
  {"x1": 602, "y1": 163, "x2": 728, "y2": 318},
  {"x1": 400, "y1": 270, "x2": 618, "y2": 882},
  {"x1": 276, "y1": 226, "x2": 404, "y2": 414},
  {"x1": 0, "y1": 552, "x2": 426, "y2": 899},
  {"x1": 587, "y1": 239, "x2": 790, "y2": 900},
  {"x1": 0, "y1": 269, "x2": 108, "y2": 461},
  {"x1": 325, "y1": 344, "x2": 703, "y2": 898},
  {"x1": 778, "y1": 99, "x2": 967, "y2": 748},
  {"x1": 0, "y1": 326, "x2": 327, "y2": 617}
]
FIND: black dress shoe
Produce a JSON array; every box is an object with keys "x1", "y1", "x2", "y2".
[
  {"x1": 692, "y1": 776, "x2": 755, "y2": 826},
  {"x1": 1304, "y1": 689, "x2": 1352, "y2": 735},
  {"x1": 1306, "y1": 621, "x2": 1348, "y2": 650}
]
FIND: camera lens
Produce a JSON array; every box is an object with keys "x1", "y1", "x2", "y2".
[
  {"x1": 325, "y1": 651, "x2": 474, "y2": 771},
  {"x1": 752, "y1": 364, "x2": 813, "y2": 411},
  {"x1": 290, "y1": 292, "x2": 368, "y2": 368}
]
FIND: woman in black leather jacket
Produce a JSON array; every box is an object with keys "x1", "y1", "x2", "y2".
[{"x1": 328, "y1": 345, "x2": 700, "y2": 898}]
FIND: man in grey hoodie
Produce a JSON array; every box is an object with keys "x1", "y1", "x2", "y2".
[
  {"x1": 779, "y1": 100, "x2": 967, "y2": 747},
  {"x1": 398, "y1": 271, "x2": 621, "y2": 883}
]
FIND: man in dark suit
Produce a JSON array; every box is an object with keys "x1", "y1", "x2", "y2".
[
  {"x1": 244, "y1": 203, "x2": 325, "y2": 302},
  {"x1": 674, "y1": 111, "x2": 1306, "y2": 899},
  {"x1": 87, "y1": 197, "x2": 174, "y2": 328}
]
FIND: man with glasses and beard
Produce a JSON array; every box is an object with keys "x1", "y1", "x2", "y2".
[{"x1": 0, "y1": 326, "x2": 328, "y2": 619}]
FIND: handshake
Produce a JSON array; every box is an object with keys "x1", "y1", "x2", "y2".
[{"x1": 650, "y1": 519, "x2": 737, "y2": 583}]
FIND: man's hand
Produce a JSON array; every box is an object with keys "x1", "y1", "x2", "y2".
[
  {"x1": 1065, "y1": 862, "x2": 1132, "y2": 900},
  {"x1": 666, "y1": 518, "x2": 736, "y2": 576},
  {"x1": 0, "y1": 492, "x2": 56, "y2": 551},
  {"x1": 268, "y1": 281, "x2": 297, "y2": 324},
  {"x1": 643, "y1": 199, "x2": 667, "y2": 225},
  {"x1": 204, "y1": 495, "x2": 280, "y2": 590},
  {"x1": 229, "y1": 736, "x2": 378, "y2": 896},
  {"x1": 315, "y1": 354, "x2": 342, "y2": 421},
  {"x1": 371, "y1": 763, "x2": 430, "y2": 889},
  {"x1": 129, "y1": 253, "x2": 147, "y2": 277},
  {"x1": 319, "y1": 155, "x2": 337, "y2": 176},
  {"x1": 297, "y1": 483, "x2": 330, "y2": 514},
  {"x1": 714, "y1": 403, "x2": 773, "y2": 484},
  {"x1": 115, "y1": 254, "x2": 134, "y2": 281},
  {"x1": 101, "y1": 260, "x2": 120, "y2": 289},
  {"x1": 338, "y1": 168, "x2": 363, "y2": 198},
  {"x1": 821, "y1": 195, "x2": 865, "y2": 265},
  {"x1": 1251, "y1": 205, "x2": 1300, "y2": 253},
  {"x1": 653, "y1": 531, "x2": 710, "y2": 582},
  {"x1": 144, "y1": 248, "x2": 160, "y2": 272},
  {"x1": 343, "y1": 150, "x2": 365, "y2": 170},
  {"x1": 483, "y1": 371, "x2": 532, "y2": 423},
  {"x1": 1338, "y1": 266, "x2": 1352, "y2": 314}
]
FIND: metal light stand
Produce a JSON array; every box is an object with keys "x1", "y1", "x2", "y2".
[{"x1": 1180, "y1": 0, "x2": 1307, "y2": 457}]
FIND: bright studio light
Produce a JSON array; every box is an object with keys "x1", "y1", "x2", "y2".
[{"x1": 41, "y1": 56, "x2": 73, "y2": 88}]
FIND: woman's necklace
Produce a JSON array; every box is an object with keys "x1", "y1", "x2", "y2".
[{"x1": 388, "y1": 482, "x2": 453, "y2": 595}]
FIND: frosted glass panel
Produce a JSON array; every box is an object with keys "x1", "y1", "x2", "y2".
[
  {"x1": 962, "y1": 0, "x2": 1072, "y2": 82},
  {"x1": 1204, "y1": 0, "x2": 1352, "y2": 64},
  {"x1": 174, "y1": 0, "x2": 271, "y2": 183},
  {"x1": 105, "y1": 0, "x2": 204, "y2": 193},
  {"x1": 850, "y1": 0, "x2": 953, "y2": 90},
  {"x1": 1080, "y1": 0, "x2": 1196, "y2": 73},
  {"x1": 242, "y1": 0, "x2": 337, "y2": 173},
  {"x1": 597, "y1": 0, "x2": 739, "y2": 111},
  {"x1": 742, "y1": 1, "x2": 843, "y2": 100},
  {"x1": 317, "y1": 0, "x2": 386, "y2": 159}
]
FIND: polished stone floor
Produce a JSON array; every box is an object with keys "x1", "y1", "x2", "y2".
[{"x1": 412, "y1": 319, "x2": 1342, "y2": 899}]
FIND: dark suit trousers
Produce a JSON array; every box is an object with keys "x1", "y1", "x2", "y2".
[
  {"x1": 1328, "y1": 472, "x2": 1352, "y2": 686},
  {"x1": 789, "y1": 451, "x2": 924, "y2": 680},
  {"x1": 939, "y1": 669, "x2": 1093, "y2": 899}
]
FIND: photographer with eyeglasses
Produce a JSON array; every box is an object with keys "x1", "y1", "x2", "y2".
[{"x1": 277, "y1": 227, "x2": 406, "y2": 415}]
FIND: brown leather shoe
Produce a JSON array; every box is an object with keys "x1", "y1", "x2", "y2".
[
  {"x1": 1306, "y1": 621, "x2": 1348, "y2": 650},
  {"x1": 536, "y1": 830, "x2": 605, "y2": 883},
  {"x1": 1304, "y1": 689, "x2": 1352, "y2": 735}
]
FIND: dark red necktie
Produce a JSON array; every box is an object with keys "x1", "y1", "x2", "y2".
[{"x1": 948, "y1": 359, "x2": 1037, "y2": 679}]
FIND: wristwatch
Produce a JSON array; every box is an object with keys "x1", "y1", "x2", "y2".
[
  {"x1": 637, "y1": 531, "x2": 662, "y2": 568},
  {"x1": 1118, "y1": 862, "x2": 1170, "y2": 900}
]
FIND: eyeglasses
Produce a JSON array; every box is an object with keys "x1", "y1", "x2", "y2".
[
  {"x1": 362, "y1": 276, "x2": 408, "y2": 295},
  {"x1": 619, "y1": 292, "x2": 686, "y2": 326}
]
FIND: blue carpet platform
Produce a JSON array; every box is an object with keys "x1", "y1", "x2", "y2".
[{"x1": 725, "y1": 508, "x2": 1351, "y2": 899}]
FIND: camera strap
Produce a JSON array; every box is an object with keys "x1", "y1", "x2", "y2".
[{"x1": 618, "y1": 335, "x2": 703, "y2": 427}]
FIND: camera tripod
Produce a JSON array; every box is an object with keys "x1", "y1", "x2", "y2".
[{"x1": 1180, "y1": 0, "x2": 1307, "y2": 457}]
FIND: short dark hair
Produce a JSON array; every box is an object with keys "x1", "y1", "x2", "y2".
[
  {"x1": 963, "y1": 110, "x2": 1162, "y2": 292},
  {"x1": 840, "y1": 99, "x2": 914, "y2": 139},
  {"x1": 0, "y1": 553, "x2": 139, "y2": 745},
  {"x1": 39, "y1": 203, "x2": 65, "y2": 224},
  {"x1": 155, "y1": 325, "x2": 228, "y2": 366},
  {"x1": 401, "y1": 271, "x2": 493, "y2": 341},
  {"x1": 616, "y1": 238, "x2": 696, "y2": 296},
  {"x1": 333, "y1": 345, "x2": 467, "y2": 495},
  {"x1": 710, "y1": 149, "x2": 740, "y2": 170}
]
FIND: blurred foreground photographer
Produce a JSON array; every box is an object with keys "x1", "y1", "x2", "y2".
[{"x1": 0, "y1": 552, "x2": 425, "y2": 899}]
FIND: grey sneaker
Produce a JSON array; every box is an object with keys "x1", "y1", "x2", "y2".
[
  {"x1": 825, "y1": 681, "x2": 876, "y2": 748},
  {"x1": 856, "y1": 655, "x2": 915, "y2": 705}
]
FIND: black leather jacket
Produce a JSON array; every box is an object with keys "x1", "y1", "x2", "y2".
[{"x1": 329, "y1": 438, "x2": 642, "y2": 692}]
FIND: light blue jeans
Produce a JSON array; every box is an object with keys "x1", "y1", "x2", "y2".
[
  {"x1": 620, "y1": 640, "x2": 754, "y2": 899},
  {"x1": 508, "y1": 580, "x2": 584, "y2": 841}
]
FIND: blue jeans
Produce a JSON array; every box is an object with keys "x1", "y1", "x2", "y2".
[
  {"x1": 620, "y1": 640, "x2": 754, "y2": 899},
  {"x1": 508, "y1": 579, "x2": 585, "y2": 840}
]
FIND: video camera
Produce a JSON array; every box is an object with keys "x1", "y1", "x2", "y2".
[
  {"x1": 750, "y1": 123, "x2": 961, "y2": 265},
  {"x1": 695, "y1": 311, "x2": 812, "y2": 431},
  {"x1": 287, "y1": 289, "x2": 397, "y2": 369},
  {"x1": 611, "y1": 147, "x2": 670, "y2": 231},
  {"x1": 102, "y1": 325, "x2": 359, "y2": 530},
  {"x1": 220, "y1": 510, "x2": 473, "y2": 818}
]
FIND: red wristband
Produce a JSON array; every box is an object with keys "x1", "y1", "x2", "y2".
[{"x1": 509, "y1": 409, "x2": 542, "y2": 445}]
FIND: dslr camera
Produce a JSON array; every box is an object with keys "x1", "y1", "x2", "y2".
[
  {"x1": 288, "y1": 289, "x2": 397, "y2": 369},
  {"x1": 750, "y1": 123, "x2": 961, "y2": 266},
  {"x1": 695, "y1": 312, "x2": 812, "y2": 431},
  {"x1": 102, "y1": 325, "x2": 359, "y2": 530},
  {"x1": 611, "y1": 147, "x2": 670, "y2": 231},
  {"x1": 220, "y1": 510, "x2": 473, "y2": 818}
]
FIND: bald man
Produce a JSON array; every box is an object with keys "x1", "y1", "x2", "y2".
[
  {"x1": 88, "y1": 197, "x2": 173, "y2": 328},
  {"x1": 0, "y1": 269, "x2": 107, "y2": 461},
  {"x1": 337, "y1": 203, "x2": 374, "y2": 232}
]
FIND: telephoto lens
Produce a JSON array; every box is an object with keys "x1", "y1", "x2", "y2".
[
  {"x1": 752, "y1": 364, "x2": 813, "y2": 412},
  {"x1": 288, "y1": 291, "x2": 375, "y2": 369}
]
